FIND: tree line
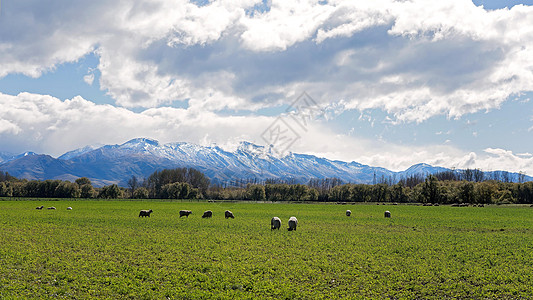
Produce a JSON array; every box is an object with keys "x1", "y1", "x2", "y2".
[{"x1": 0, "y1": 169, "x2": 532, "y2": 204}]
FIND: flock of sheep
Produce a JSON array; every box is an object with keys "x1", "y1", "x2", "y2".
[
  {"x1": 138, "y1": 208, "x2": 300, "y2": 231},
  {"x1": 36, "y1": 205, "x2": 72, "y2": 210},
  {"x1": 37, "y1": 205, "x2": 392, "y2": 231},
  {"x1": 137, "y1": 208, "x2": 392, "y2": 231}
]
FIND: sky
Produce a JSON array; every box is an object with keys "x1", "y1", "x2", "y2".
[{"x1": 0, "y1": 0, "x2": 533, "y2": 174}]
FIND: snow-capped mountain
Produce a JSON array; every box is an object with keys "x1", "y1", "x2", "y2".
[{"x1": 0, "y1": 138, "x2": 530, "y2": 187}]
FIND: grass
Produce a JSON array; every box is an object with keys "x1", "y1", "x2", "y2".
[{"x1": 1, "y1": 200, "x2": 532, "y2": 299}]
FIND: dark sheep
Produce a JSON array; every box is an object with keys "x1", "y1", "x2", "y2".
[
  {"x1": 179, "y1": 210, "x2": 192, "y2": 218},
  {"x1": 47, "y1": 207, "x2": 56, "y2": 210},
  {"x1": 384, "y1": 211, "x2": 391, "y2": 218},
  {"x1": 346, "y1": 210, "x2": 351, "y2": 217},
  {"x1": 139, "y1": 209, "x2": 153, "y2": 217},
  {"x1": 202, "y1": 210, "x2": 213, "y2": 218},
  {"x1": 288, "y1": 216, "x2": 298, "y2": 231},
  {"x1": 36, "y1": 205, "x2": 44, "y2": 210},
  {"x1": 271, "y1": 217, "x2": 281, "y2": 230},
  {"x1": 225, "y1": 210, "x2": 234, "y2": 219}
]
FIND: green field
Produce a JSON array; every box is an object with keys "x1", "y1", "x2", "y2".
[{"x1": 1, "y1": 200, "x2": 532, "y2": 299}]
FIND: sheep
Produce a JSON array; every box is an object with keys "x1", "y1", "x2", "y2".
[
  {"x1": 47, "y1": 207, "x2": 56, "y2": 210},
  {"x1": 67, "y1": 207, "x2": 72, "y2": 210},
  {"x1": 384, "y1": 211, "x2": 391, "y2": 218},
  {"x1": 225, "y1": 210, "x2": 234, "y2": 219},
  {"x1": 35, "y1": 205, "x2": 44, "y2": 210},
  {"x1": 271, "y1": 217, "x2": 281, "y2": 230},
  {"x1": 179, "y1": 210, "x2": 192, "y2": 218},
  {"x1": 346, "y1": 210, "x2": 351, "y2": 217},
  {"x1": 287, "y1": 216, "x2": 298, "y2": 231},
  {"x1": 139, "y1": 209, "x2": 153, "y2": 217},
  {"x1": 202, "y1": 210, "x2": 213, "y2": 218}
]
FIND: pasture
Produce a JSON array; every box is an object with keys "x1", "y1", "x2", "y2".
[{"x1": 1, "y1": 200, "x2": 532, "y2": 299}]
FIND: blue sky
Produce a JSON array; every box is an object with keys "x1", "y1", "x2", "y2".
[{"x1": 0, "y1": 0, "x2": 532, "y2": 174}]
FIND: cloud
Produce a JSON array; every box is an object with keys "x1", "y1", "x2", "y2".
[
  {"x1": 0, "y1": 92, "x2": 272, "y2": 156},
  {"x1": 83, "y1": 73, "x2": 95, "y2": 86},
  {"x1": 0, "y1": 0, "x2": 532, "y2": 121}
]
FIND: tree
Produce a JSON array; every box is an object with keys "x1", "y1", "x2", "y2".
[
  {"x1": 247, "y1": 184, "x2": 266, "y2": 201},
  {"x1": 80, "y1": 184, "x2": 97, "y2": 198},
  {"x1": 290, "y1": 184, "x2": 310, "y2": 201},
  {"x1": 127, "y1": 175, "x2": 139, "y2": 198},
  {"x1": 518, "y1": 171, "x2": 526, "y2": 184},
  {"x1": 421, "y1": 175, "x2": 439, "y2": 204},
  {"x1": 99, "y1": 184, "x2": 123, "y2": 199},
  {"x1": 132, "y1": 187, "x2": 149, "y2": 199},
  {"x1": 55, "y1": 181, "x2": 81, "y2": 198},
  {"x1": 75, "y1": 177, "x2": 92, "y2": 186},
  {"x1": 459, "y1": 181, "x2": 475, "y2": 204},
  {"x1": 390, "y1": 182, "x2": 408, "y2": 203},
  {"x1": 145, "y1": 168, "x2": 209, "y2": 198},
  {"x1": 307, "y1": 188, "x2": 319, "y2": 201}
]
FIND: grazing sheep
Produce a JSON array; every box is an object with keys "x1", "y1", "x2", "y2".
[
  {"x1": 384, "y1": 211, "x2": 391, "y2": 218},
  {"x1": 202, "y1": 210, "x2": 213, "y2": 218},
  {"x1": 225, "y1": 210, "x2": 234, "y2": 219},
  {"x1": 346, "y1": 210, "x2": 351, "y2": 217},
  {"x1": 179, "y1": 210, "x2": 192, "y2": 218},
  {"x1": 139, "y1": 209, "x2": 153, "y2": 217},
  {"x1": 287, "y1": 216, "x2": 298, "y2": 231},
  {"x1": 47, "y1": 207, "x2": 56, "y2": 210},
  {"x1": 36, "y1": 205, "x2": 44, "y2": 210},
  {"x1": 271, "y1": 217, "x2": 281, "y2": 230},
  {"x1": 67, "y1": 207, "x2": 72, "y2": 210}
]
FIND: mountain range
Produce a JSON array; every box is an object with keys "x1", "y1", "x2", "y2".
[{"x1": 0, "y1": 138, "x2": 530, "y2": 187}]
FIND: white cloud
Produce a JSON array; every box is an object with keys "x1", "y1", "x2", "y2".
[
  {"x1": 83, "y1": 73, "x2": 94, "y2": 86},
  {"x1": 1, "y1": 0, "x2": 532, "y2": 119},
  {"x1": 0, "y1": 92, "x2": 272, "y2": 156}
]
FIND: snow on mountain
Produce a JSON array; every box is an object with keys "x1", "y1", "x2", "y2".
[
  {"x1": 58, "y1": 144, "x2": 103, "y2": 160},
  {"x1": 1, "y1": 138, "x2": 531, "y2": 187},
  {"x1": 0, "y1": 152, "x2": 15, "y2": 163}
]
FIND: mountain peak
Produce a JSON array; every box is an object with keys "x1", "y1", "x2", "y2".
[
  {"x1": 122, "y1": 138, "x2": 160, "y2": 147},
  {"x1": 237, "y1": 141, "x2": 265, "y2": 153}
]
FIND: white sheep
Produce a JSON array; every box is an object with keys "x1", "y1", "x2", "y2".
[
  {"x1": 346, "y1": 210, "x2": 351, "y2": 217},
  {"x1": 179, "y1": 210, "x2": 192, "y2": 218},
  {"x1": 288, "y1": 216, "x2": 298, "y2": 231},
  {"x1": 67, "y1": 207, "x2": 72, "y2": 210},
  {"x1": 225, "y1": 210, "x2": 234, "y2": 219},
  {"x1": 271, "y1": 217, "x2": 281, "y2": 230},
  {"x1": 139, "y1": 209, "x2": 153, "y2": 217},
  {"x1": 202, "y1": 210, "x2": 213, "y2": 218},
  {"x1": 384, "y1": 211, "x2": 391, "y2": 218}
]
